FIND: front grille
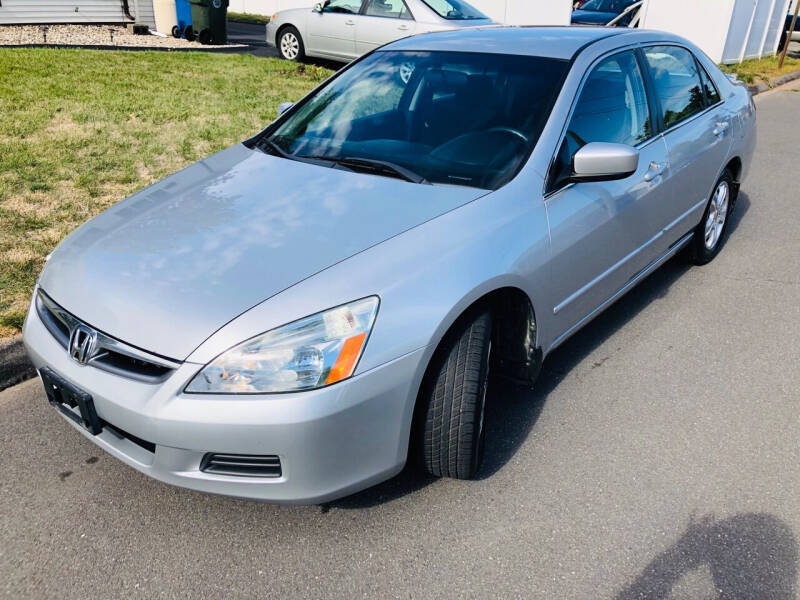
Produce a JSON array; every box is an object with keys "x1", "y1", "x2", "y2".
[
  {"x1": 35, "y1": 289, "x2": 180, "y2": 384},
  {"x1": 200, "y1": 454, "x2": 282, "y2": 478}
]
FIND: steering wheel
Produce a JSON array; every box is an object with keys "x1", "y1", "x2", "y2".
[{"x1": 486, "y1": 126, "x2": 529, "y2": 144}]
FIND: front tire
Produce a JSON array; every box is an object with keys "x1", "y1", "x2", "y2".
[
  {"x1": 686, "y1": 170, "x2": 735, "y2": 265},
  {"x1": 418, "y1": 311, "x2": 492, "y2": 480},
  {"x1": 278, "y1": 26, "x2": 305, "y2": 62}
]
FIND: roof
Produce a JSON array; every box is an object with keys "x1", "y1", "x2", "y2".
[{"x1": 383, "y1": 26, "x2": 631, "y2": 60}]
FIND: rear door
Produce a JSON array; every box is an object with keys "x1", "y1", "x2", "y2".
[
  {"x1": 306, "y1": 0, "x2": 363, "y2": 59},
  {"x1": 545, "y1": 50, "x2": 671, "y2": 340},
  {"x1": 355, "y1": 0, "x2": 416, "y2": 55},
  {"x1": 640, "y1": 45, "x2": 734, "y2": 246}
]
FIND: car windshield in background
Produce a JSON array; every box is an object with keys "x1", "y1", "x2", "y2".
[
  {"x1": 578, "y1": 0, "x2": 637, "y2": 12},
  {"x1": 265, "y1": 51, "x2": 568, "y2": 190},
  {"x1": 420, "y1": 0, "x2": 487, "y2": 19}
]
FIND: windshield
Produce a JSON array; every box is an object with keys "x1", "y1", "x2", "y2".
[
  {"x1": 420, "y1": 0, "x2": 487, "y2": 19},
  {"x1": 577, "y1": 0, "x2": 637, "y2": 13},
  {"x1": 265, "y1": 51, "x2": 568, "y2": 190}
]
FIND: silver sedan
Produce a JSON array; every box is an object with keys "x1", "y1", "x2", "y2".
[
  {"x1": 266, "y1": 0, "x2": 493, "y2": 62},
  {"x1": 23, "y1": 27, "x2": 756, "y2": 503}
]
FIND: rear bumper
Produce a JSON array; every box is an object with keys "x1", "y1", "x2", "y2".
[{"x1": 23, "y1": 294, "x2": 425, "y2": 504}]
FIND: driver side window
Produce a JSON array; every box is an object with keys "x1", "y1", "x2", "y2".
[
  {"x1": 323, "y1": 0, "x2": 362, "y2": 14},
  {"x1": 548, "y1": 50, "x2": 652, "y2": 193}
]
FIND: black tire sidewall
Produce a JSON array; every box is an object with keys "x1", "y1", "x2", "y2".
[{"x1": 417, "y1": 309, "x2": 493, "y2": 480}]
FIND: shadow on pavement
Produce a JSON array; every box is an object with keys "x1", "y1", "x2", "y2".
[
  {"x1": 329, "y1": 191, "x2": 751, "y2": 509},
  {"x1": 617, "y1": 513, "x2": 798, "y2": 599}
]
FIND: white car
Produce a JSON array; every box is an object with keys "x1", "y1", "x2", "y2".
[{"x1": 266, "y1": 0, "x2": 493, "y2": 62}]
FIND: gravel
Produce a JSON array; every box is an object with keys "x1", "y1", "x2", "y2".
[{"x1": 0, "y1": 24, "x2": 243, "y2": 49}]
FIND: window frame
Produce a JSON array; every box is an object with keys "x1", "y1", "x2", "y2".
[
  {"x1": 545, "y1": 42, "x2": 726, "y2": 198},
  {"x1": 545, "y1": 47, "x2": 659, "y2": 196},
  {"x1": 361, "y1": 0, "x2": 414, "y2": 20},
  {"x1": 321, "y1": 0, "x2": 366, "y2": 15},
  {"x1": 639, "y1": 44, "x2": 716, "y2": 134}
]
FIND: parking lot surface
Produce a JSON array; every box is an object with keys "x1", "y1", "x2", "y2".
[{"x1": 1, "y1": 80, "x2": 799, "y2": 599}]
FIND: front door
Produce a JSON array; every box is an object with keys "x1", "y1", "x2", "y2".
[
  {"x1": 355, "y1": 0, "x2": 416, "y2": 55},
  {"x1": 545, "y1": 50, "x2": 671, "y2": 340},
  {"x1": 307, "y1": 0, "x2": 362, "y2": 59}
]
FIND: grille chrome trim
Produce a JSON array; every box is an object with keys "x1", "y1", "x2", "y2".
[{"x1": 36, "y1": 289, "x2": 181, "y2": 384}]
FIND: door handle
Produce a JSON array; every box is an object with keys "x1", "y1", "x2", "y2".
[
  {"x1": 713, "y1": 121, "x2": 729, "y2": 136},
  {"x1": 345, "y1": 19, "x2": 355, "y2": 25},
  {"x1": 398, "y1": 24, "x2": 409, "y2": 30},
  {"x1": 643, "y1": 161, "x2": 665, "y2": 182}
]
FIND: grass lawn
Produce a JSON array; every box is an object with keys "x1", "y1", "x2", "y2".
[
  {"x1": 0, "y1": 48, "x2": 331, "y2": 340},
  {"x1": 720, "y1": 54, "x2": 800, "y2": 84},
  {"x1": 228, "y1": 11, "x2": 271, "y2": 25}
]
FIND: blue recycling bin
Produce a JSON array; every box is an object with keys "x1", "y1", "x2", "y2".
[{"x1": 173, "y1": 0, "x2": 194, "y2": 40}]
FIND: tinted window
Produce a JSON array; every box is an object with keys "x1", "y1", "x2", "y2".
[
  {"x1": 643, "y1": 46, "x2": 706, "y2": 129},
  {"x1": 365, "y1": 0, "x2": 411, "y2": 18},
  {"x1": 267, "y1": 51, "x2": 568, "y2": 190},
  {"x1": 578, "y1": 0, "x2": 638, "y2": 12},
  {"x1": 549, "y1": 51, "x2": 651, "y2": 191},
  {"x1": 323, "y1": 0, "x2": 361, "y2": 14},
  {"x1": 698, "y1": 64, "x2": 721, "y2": 104},
  {"x1": 420, "y1": 0, "x2": 486, "y2": 20}
]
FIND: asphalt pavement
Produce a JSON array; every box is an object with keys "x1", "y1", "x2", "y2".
[{"x1": 1, "y1": 80, "x2": 799, "y2": 599}]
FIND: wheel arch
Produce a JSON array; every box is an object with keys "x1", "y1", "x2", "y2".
[
  {"x1": 275, "y1": 22, "x2": 301, "y2": 54},
  {"x1": 404, "y1": 283, "x2": 542, "y2": 466}
]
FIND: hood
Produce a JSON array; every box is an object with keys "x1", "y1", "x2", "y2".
[
  {"x1": 571, "y1": 10, "x2": 618, "y2": 24},
  {"x1": 40, "y1": 145, "x2": 485, "y2": 360}
]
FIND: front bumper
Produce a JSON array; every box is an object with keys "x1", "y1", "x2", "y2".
[
  {"x1": 265, "y1": 21, "x2": 278, "y2": 47},
  {"x1": 23, "y1": 295, "x2": 425, "y2": 504}
]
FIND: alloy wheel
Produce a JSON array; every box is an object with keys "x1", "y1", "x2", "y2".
[
  {"x1": 704, "y1": 180, "x2": 729, "y2": 251},
  {"x1": 281, "y1": 32, "x2": 300, "y2": 60}
]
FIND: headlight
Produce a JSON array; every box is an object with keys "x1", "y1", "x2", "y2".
[{"x1": 185, "y1": 297, "x2": 379, "y2": 394}]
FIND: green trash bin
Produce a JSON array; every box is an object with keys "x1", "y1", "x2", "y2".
[{"x1": 189, "y1": 0, "x2": 228, "y2": 45}]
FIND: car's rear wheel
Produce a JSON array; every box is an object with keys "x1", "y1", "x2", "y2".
[
  {"x1": 278, "y1": 26, "x2": 305, "y2": 62},
  {"x1": 686, "y1": 169, "x2": 735, "y2": 265},
  {"x1": 418, "y1": 310, "x2": 492, "y2": 480}
]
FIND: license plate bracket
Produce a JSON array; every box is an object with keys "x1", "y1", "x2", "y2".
[{"x1": 40, "y1": 367, "x2": 103, "y2": 435}]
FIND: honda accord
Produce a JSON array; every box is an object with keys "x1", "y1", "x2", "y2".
[{"x1": 24, "y1": 26, "x2": 756, "y2": 503}]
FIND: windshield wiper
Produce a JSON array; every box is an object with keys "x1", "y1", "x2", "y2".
[
  {"x1": 257, "y1": 137, "x2": 293, "y2": 159},
  {"x1": 332, "y1": 157, "x2": 430, "y2": 185}
]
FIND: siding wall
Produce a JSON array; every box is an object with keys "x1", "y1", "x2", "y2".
[{"x1": 0, "y1": 0, "x2": 155, "y2": 27}]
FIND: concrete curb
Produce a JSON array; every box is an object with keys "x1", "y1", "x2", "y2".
[
  {"x1": 0, "y1": 336, "x2": 35, "y2": 392},
  {"x1": 747, "y1": 69, "x2": 800, "y2": 95}
]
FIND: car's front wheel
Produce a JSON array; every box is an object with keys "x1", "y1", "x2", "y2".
[
  {"x1": 417, "y1": 310, "x2": 493, "y2": 480},
  {"x1": 686, "y1": 169, "x2": 736, "y2": 265},
  {"x1": 278, "y1": 26, "x2": 305, "y2": 62}
]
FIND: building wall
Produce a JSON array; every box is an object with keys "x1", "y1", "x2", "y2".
[
  {"x1": 0, "y1": 0, "x2": 155, "y2": 27},
  {"x1": 227, "y1": 0, "x2": 311, "y2": 14}
]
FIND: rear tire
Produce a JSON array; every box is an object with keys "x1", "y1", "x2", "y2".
[
  {"x1": 418, "y1": 310, "x2": 492, "y2": 480},
  {"x1": 686, "y1": 169, "x2": 736, "y2": 265},
  {"x1": 278, "y1": 26, "x2": 305, "y2": 62}
]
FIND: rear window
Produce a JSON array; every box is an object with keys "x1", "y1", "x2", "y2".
[{"x1": 420, "y1": 0, "x2": 487, "y2": 20}]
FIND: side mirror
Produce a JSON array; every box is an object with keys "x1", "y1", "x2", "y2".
[
  {"x1": 313, "y1": 2, "x2": 325, "y2": 13},
  {"x1": 571, "y1": 142, "x2": 639, "y2": 182},
  {"x1": 277, "y1": 101, "x2": 295, "y2": 116}
]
